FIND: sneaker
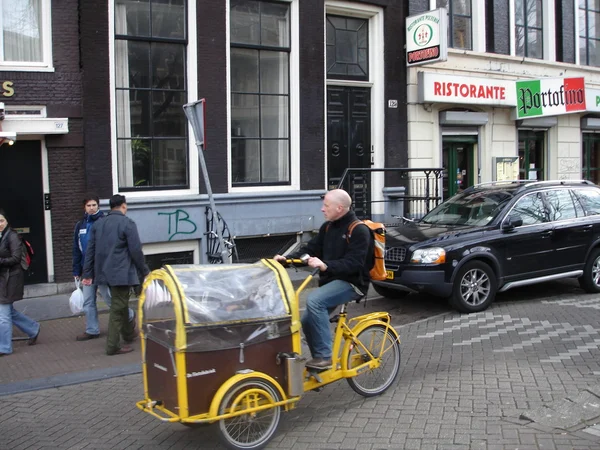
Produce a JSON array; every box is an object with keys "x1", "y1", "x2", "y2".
[
  {"x1": 107, "y1": 346, "x2": 133, "y2": 356},
  {"x1": 28, "y1": 327, "x2": 41, "y2": 346},
  {"x1": 305, "y1": 357, "x2": 332, "y2": 370},
  {"x1": 76, "y1": 332, "x2": 100, "y2": 341}
]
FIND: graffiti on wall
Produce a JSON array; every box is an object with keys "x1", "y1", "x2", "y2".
[{"x1": 158, "y1": 209, "x2": 198, "y2": 241}]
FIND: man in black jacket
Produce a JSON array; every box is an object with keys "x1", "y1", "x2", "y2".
[
  {"x1": 82, "y1": 195, "x2": 149, "y2": 355},
  {"x1": 275, "y1": 189, "x2": 371, "y2": 369}
]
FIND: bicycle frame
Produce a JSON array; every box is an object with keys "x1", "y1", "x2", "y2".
[{"x1": 293, "y1": 268, "x2": 400, "y2": 393}]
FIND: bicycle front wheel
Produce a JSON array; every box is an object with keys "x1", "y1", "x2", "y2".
[
  {"x1": 345, "y1": 325, "x2": 401, "y2": 397},
  {"x1": 217, "y1": 378, "x2": 281, "y2": 450}
]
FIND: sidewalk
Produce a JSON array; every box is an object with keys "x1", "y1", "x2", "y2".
[
  {"x1": 1, "y1": 301, "x2": 141, "y2": 396},
  {"x1": 0, "y1": 269, "x2": 323, "y2": 395}
]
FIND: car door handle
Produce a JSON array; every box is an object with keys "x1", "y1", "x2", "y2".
[
  {"x1": 540, "y1": 230, "x2": 553, "y2": 237},
  {"x1": 577, "y1": 225, "x2": 593, "y2": 232}
]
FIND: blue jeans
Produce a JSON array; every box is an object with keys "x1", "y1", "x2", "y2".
[
  {"x1": 301, "y1": 280, "x2": 363, "y2": 359},
  {"x1": 82, "y1": 284, "x2": 134, "y2": 335},
  {"x1": 0, "y1": 303, "x2": 40, "y2": 354}
]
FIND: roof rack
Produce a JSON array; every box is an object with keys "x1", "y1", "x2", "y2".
[{"x1": 472, "y1": 180, "x2": 530, "y2": 188}]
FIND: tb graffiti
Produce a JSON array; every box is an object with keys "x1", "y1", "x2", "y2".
[{"x1": 158, "y1": 209, "x2": 198, "y2": 241}]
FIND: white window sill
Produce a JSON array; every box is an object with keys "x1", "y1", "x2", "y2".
[{"x1": 0, "y1": 65, "x2": 55, "y2": 73}]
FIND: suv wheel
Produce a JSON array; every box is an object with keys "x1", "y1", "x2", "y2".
[
  {"x1": 579, "y1": 248, "x2": 600, "y2": 293},
  {"x1": 372, "y1": 284, "x2": 410, "y2": 299},
  {"x1": 450, "y1": 261, "x2": 497, "y2": 313}
]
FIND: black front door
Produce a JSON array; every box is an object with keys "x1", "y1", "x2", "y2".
[
  {"x1": 327, "y1": 86, "x2": 371, "y2": 217},
  {"x1": 0, "y1": 140, "x2": 47, "y2": 284}
]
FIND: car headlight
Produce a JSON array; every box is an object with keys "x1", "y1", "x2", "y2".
[{"x1": 410, "y1": 248, "x2": 446, "y2": 264}]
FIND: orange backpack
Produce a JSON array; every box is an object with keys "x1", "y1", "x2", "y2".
[{"x1": 326, "y1": 219, "x2": 386, "y2": 281}]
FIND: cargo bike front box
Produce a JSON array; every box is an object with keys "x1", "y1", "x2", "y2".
[{"x1": 136, "y1": 260, "x2": 305, "y2": 423}]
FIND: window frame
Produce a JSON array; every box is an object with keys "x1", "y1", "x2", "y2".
[
  {"x1": 576, "y1": 0, "x2": 600, "y2": 66},
  {"x1": 509, "y1": 0, "x2": 555, "y2": 60},
  {"x1": 109, "y1": 0, "x2": 199, "y2": 197},
  {"x1": 228, "y1": 0, "x2": 300, "y2": 193},
  {"x1": 0, "y1": 0, "x2": 54, "y2": 72},
  {"x1": 429, "y1": 0, "x2": 485, "y2": 52}
]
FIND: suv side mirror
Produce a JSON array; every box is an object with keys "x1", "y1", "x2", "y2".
[{"x1": 502, "y1": 214, "x2": 523, "y2": 232}]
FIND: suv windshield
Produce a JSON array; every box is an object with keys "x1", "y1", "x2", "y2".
[{"x1": 421, "y1": 189, "x2": 515, "y2": 226}]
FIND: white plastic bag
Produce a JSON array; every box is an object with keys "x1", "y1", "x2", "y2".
[{"x1": 69, "y1": 280, "x2": 85, "y2": 315}]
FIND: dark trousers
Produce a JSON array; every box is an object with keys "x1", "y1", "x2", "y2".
[{"x1": 106, "y1": 286, "x2": 135, "y2": 354}]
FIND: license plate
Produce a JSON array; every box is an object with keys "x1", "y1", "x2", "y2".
[{"x1": 386, "y1": 270, "x2": 394, "y2": 280}]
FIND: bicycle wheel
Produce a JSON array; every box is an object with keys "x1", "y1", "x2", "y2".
[
  {"x1": 217, "y1": 378, "x2": 282, "y2": 450},
  {"x1": 346, "y1": 325, "x2": 401, "y2": 397}
]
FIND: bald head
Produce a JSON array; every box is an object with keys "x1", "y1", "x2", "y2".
[{"x1": 322, "y1": 189, "x2": 352, "y2": 221}]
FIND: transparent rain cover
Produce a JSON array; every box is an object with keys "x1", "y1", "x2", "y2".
[
  {"x1": 142, "y1": 262, "x2": 293, "y2": 351},
  {"x1": 143, "y1": 262, "x2": 291, "y2": 325}
]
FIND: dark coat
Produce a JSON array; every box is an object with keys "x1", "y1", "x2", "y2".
[
  {"x1": 290, "y1": 211, "x2": 371, "y2": 294},
  {"x1": 82, "y1": 210, "x2": 149, "y2": 287},
  {"x1": 0, "y1": 227, "x2": 25, "y2": 304}
]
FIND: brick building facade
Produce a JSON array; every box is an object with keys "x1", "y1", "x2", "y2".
[{"x1": 0, "y1": 0, "x2": 411, "y2": 295}]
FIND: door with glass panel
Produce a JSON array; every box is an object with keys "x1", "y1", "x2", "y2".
[
  {"x1": 326, "y1": 14, "x2": 371, "y2": 217},
  {"x1": 582, "y1": 133, "x2": 600, "y2": 184},
  {"x1": 518, "y1": 130, "x2": 545, "y2": 181},
  {"x1": 442, "y1": 138, "x2": 475, "y2": 199}
]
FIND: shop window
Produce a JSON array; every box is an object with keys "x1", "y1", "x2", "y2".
[
  {"x1": 114, "y1": 0, "x2": 188, "y2": 190},
  {"x1": 326, "y1": 15, "x2": 369, "y2": 80},
  {"x1": 518, "y1": 130, "x2": 545, "y2": 181},
  {"x1": 437, "y1": 0, "x2": 472, "y2": 50},
  {"x1": 582, "y1": 133, "x2": 600, "y2": 184},
  {"x1": 0, "y1": 0, "x2": 52, "y2": 70},
  {"x1": 579, "y1": 0, "x2": 600, "y2": 67},
  {"x1": 515, "y1": 0, "x2": 543, "y2": 59},
  {"x1": 230, "y1": 0, "x2": 291, "y2": 186}
]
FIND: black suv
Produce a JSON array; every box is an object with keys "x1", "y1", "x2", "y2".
[{"x1": 373, "y1": 180, "x2": 600, "y2": 313}]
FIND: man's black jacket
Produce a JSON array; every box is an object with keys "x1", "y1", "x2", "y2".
[{"x1": 290, "y1": 210, "x2": 371, "y2": 294}]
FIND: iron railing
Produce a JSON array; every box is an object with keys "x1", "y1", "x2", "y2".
[{"x1": 336, "y1": 167, "x2": 444, "y2": 224}]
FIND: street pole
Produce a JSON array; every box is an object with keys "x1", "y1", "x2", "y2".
[{"x1": 183, "y1": 99, "x2": 230, "y2": 263}]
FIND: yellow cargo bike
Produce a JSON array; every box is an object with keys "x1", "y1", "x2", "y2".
[{"x1": 136, "y1": 258, "x2": 401, "y2": 449}]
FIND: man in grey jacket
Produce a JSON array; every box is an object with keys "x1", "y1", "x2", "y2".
[{"x1": 82, "y1": 195, "x2": 149, "y2": 355}]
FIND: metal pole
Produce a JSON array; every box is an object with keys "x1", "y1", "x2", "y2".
[{"x1": 184, "y1": 100, "x2": 230, "y2": 263}]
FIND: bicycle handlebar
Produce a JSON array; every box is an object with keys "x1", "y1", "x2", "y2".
[{"x1": 280, "y1": 254, "x2": 320, "y2": 277}]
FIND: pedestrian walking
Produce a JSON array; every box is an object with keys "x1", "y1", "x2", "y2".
[
  {"x1": 0, "y1": 209, "x2": 40, "y2": 356},
  {"x1": 82, "y1": 195, "x2": 149, "y2": 355},
  {"x1": 73, "y1": 194, "x2": 134, "y2": 341}
]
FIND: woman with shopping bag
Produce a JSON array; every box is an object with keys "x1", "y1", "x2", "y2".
[{"x1": 0, "y1": 209, "x2": 40, "y2": 356}]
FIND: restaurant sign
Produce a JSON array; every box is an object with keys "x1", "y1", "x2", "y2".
[
  {"x1": 515, "y1": 77, "x2": 586, "y2": 119},
  {"x1": 406, "y1": 8, "x2": 448, "y2": 66},
  {"x1": 418, "y1": 72, "x2": 516, "y2": 106}
]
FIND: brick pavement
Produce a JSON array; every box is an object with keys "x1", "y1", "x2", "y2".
[
  {"x1": 0, "y1": 312, "x2": 140, "y2": 394},
  {"x1": 2, "y1": 291, "x2": 600, "y2": 449}
]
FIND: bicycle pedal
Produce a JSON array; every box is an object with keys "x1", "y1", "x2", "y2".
[
  {"x1": 306, "y1": 370, "x2": 323, "y2": 383},
  {"x1": 329, "y1": 315, "x2": 340, "y2": 323}
]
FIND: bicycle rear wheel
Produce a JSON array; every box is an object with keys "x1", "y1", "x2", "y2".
[{"x1": 345, "y1": 325, "x2": 401, "y2": 397}]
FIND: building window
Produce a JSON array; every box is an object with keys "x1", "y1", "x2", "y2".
[
  {"x1": 515, "y1": 0, "x2": 543, "y2": 58},
  {"x1": 0, "y1": 0, "x2": 52, "y2": 69},
  {"x1": 114, "y1": 0, "x2": 188, "y2": 190},
  {"x1": 326, "y1": 15, "x2": 368, "y2": 80},
  {"x1": 582, "y1": 133, "x2": 600, "y2": 184},
  {"x1": 437, "y1": 0, "x2": 472, "y2": 50},
  {"x1": 230, "y1": 0, "x2": 290, "y2": 186},
  {"x1": 579, "y1": 0, "x2": 600, "y2": 67}
]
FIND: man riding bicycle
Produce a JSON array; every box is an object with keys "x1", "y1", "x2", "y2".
[{"x1": 274, "y1": 189, "x2": 372, "y2": 370}]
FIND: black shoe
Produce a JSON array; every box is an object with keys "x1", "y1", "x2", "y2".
[
  {"x1": 76, "y1": 332, "x2": 99, "y2": 341},
  {"x1": 28, "y1": 327, "x2": 41, "y2": 346},
  {"x1": 305, "y1": 357, "x2": 332, "y2": 370}
]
